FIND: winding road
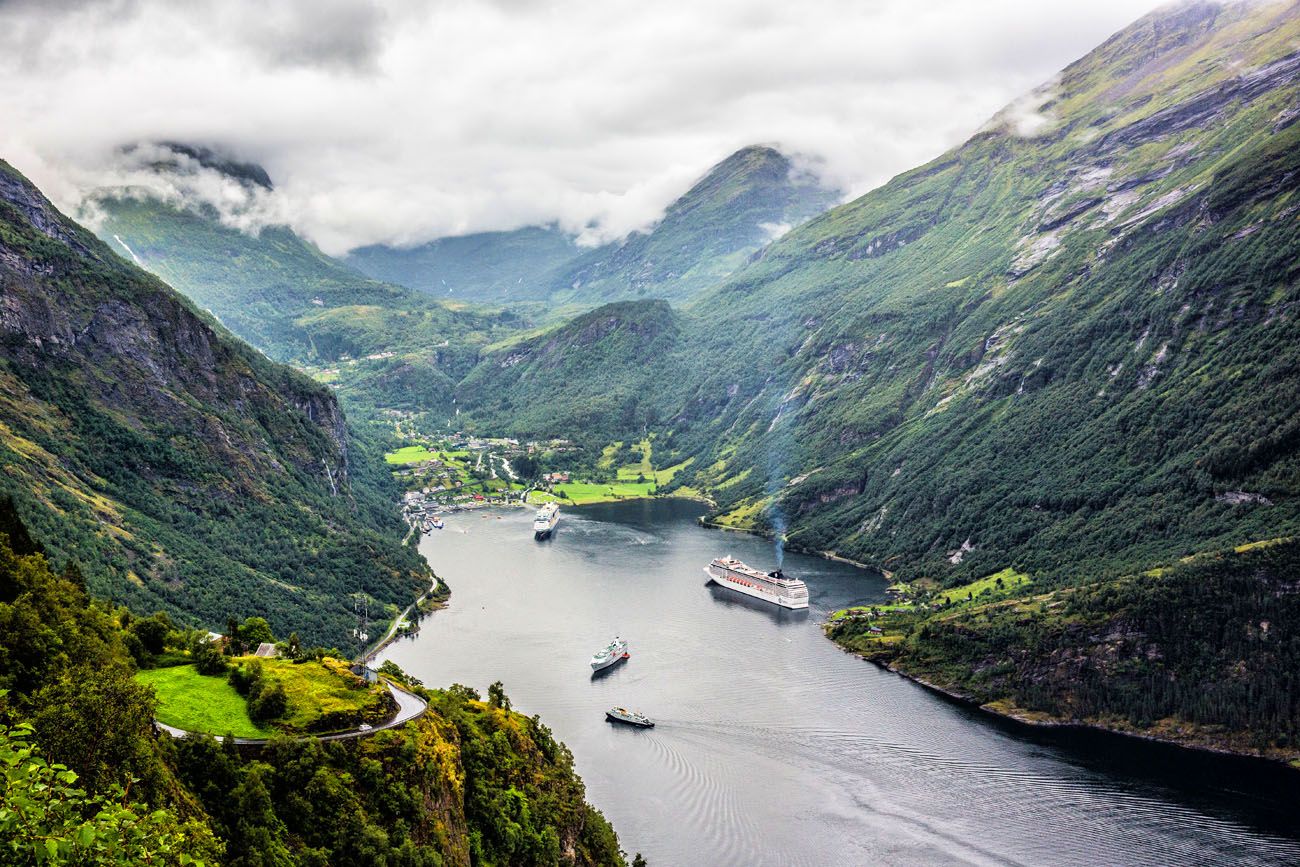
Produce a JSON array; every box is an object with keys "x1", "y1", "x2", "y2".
[{"x1": 154, "y1": 681, "x2": 428, "y2": 746}]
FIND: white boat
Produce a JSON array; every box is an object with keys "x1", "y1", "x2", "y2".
[
  {"x1": 431, "y1": 517, "x2": 444, "y2": 530},
  {"x1": 606, "y1": 707, "x2": 654, "y2": 728},
  {"x1": 590, "y1": 636, "x2": 629, "y2": 671},
  {"x1": 704, "y1": 556, "x2": 810, "y2": 609},
  {"x1": 533, "y1": 502, "x2": 560, "y2": 539}
]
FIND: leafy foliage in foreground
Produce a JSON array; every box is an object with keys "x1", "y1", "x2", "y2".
[
  {"x1": 0, "y1": 721, "x2": 221, "y2": 867},
  {"x1": 171, "y1": 685, "x2": 625, "y2": 867}
]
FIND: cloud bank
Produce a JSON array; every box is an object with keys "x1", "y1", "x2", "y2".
[{"x1": 0, "y1": 0, "x2": 1165, "y2": 254}]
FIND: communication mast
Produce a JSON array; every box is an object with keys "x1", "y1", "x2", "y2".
[{"x1": 353, "y1": 593, "x2": 370, "y2": 646}]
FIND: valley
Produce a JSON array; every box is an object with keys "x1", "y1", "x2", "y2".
[
  {"x1": 3, "y1": 0, "x2": 1300, "y2": 863},
  {"x1": 76, "y1": 0, "x2": 1300, "y2": 771}
]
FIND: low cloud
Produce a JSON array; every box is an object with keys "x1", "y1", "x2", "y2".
[{"x1": 0, "y1": 0, "x2": 1165, "y2": 255}]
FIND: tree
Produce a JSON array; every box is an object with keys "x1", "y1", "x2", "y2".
[
  {"x1": 28, "y1": 665, "x2": 168, "y2": 799},
  {"x1": 130, "y1": 612, "x2": 171, "y2": 656},
  {"x1": 632, "y1": 854, "x2": 648, "y2": 867},
  {"x1": 250, "y1": 682, "x2": 288, "y2": 723},
  {"x1": 448, "y1": 683, "x2": 480, "y2": 702},
  {"x1": 238, "y1": 617, "x2": 275, "y2": 649},
  {"x1": 225, "y1": 616, "x2": 242, "y2": 655},
  {"x1": 487, "y1": 681, "x2": 511, "y2": 711},
  {"x1": 514, "y1": 454, "x2": 539, "y2": 479},
  {"x1": 378, "y1": 659, "x2": 421, "y2": 687},
  {"x1": 194, "y1": 640, "x2": 228, "y2": 676}
]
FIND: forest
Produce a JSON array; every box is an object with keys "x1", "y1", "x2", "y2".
[
  {"x1": 0, "y1": 498, "x2": 628, "y2": 866},
  {"x1": 829, "y1": 538, "x2": 1300, "y2": 762}
]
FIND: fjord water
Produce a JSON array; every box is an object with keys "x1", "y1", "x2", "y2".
[{"x1": 380, "y1": 499, "x2": 1300, "y2": 866}]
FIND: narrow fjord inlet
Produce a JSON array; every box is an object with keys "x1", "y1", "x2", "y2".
[
  {"x1": 4, "y1": 0, "x2": 1300, "y2": 863},
  {"x1": 381, "y1": 500, "x2": 1300, "y2": 867}
]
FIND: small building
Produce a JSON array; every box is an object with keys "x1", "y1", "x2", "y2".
[
  {"x1": 253, "y1": 642, "x2": 278, "y2": 658},
  {"x1": 350, "y1": 662, "x2": 380, "y2": 684}
]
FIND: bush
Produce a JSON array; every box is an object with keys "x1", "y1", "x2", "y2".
[
  {"x1": 194, "y1": 642, "x2": 228, "y2": 676},
  {"x1": 249, "y1": 682, "x2": 288, "y2": 723}
]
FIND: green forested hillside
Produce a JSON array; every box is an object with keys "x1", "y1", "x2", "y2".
[
  {"x1": 446, "y1": 3, "x2": 1300, "y2": 759},
  {"x1": 829, "y1": 537, "x2": 1300, "y2": 762},
  {"x1": 456, "y1": 300, "x2": 692, "y2": 446},
  {"x1": 467, "y1": 1, "x2": 1300, "y2": 586},
  {"x1": 0, "y1": 504, "x2": 626, "y2": 866},
  {"x1": 547, "y1": 146, "x2": 840, "y2": 306},
  {"x1": 0, "y1": 159, "x2": 427, "y2": 645},
  {"x1": 668, "y1": 0, "x2": 1300, "y2": 586},
  {"x1": 347, "y1": 225, "x2": 580, "y2": 303},
  {"x1": 93, "y1": 177, "x2": 522, "y2": 368}
]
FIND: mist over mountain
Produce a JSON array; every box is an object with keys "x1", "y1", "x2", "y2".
[
  {"x1": 347, "y1": 226, "x2": 580, "y2": 303},
  {"x1": 546, "y1": 146, "x2": 843, "y2": 306},
  {"x1": 347, "y1": 145, "x2": 841, "y2": 308}
]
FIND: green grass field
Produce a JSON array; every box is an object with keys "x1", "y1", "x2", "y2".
[
  {"x1": 250, "y1": 657, "x2": 387, "y2": 731},
  {"x1": 385, "y1": 445, "x2": 438, "y2": 464},
  {"x1": 528, "y1": 480, "x2": 656, "y2": 505},
  {"x1": 137, "y1": 657, "x2": 387, "y2": 736},
  {"x1": 830, "y1": 568, "x2": 1032, "y2": 621},
  {"x1": 935, "y1": 568, "x2": 1030, "y2": 605},
  {"x1": 135, "y1": 664, "x2": 271, "y2": 738}
]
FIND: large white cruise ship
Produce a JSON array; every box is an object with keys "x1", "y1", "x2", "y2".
[
  {"x1": 705, "y1": 556, "x2": 809, "y2": 609},
  {"x1": 533, "y1": 502, "x2": 560, "y2": 539}
]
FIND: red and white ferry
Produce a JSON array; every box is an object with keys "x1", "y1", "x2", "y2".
[{"x1": 705, "y1": 556, "x2": 809, "y2": 610}]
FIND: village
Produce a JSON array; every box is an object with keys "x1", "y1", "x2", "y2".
[
  {"x1": 390, "y1": 432, "x2": 581, "y2": 528},
  {"x1": 388, "y1": 428, "x2": 688, "y2": 531}
]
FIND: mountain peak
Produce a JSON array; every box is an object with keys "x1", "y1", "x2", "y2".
[{"x1": 131, "y1": 141, "x2": 274, "y2": 190}]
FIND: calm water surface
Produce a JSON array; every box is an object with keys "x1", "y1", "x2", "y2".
[{"x1": 379, "y1": 499, "x2": 1300, "y2": 866}]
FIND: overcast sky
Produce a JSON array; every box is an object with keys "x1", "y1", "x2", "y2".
[{"x1": 0, "y1": 0, "x2": 1168, "y2": 254}]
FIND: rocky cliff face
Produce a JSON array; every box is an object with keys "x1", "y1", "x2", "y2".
[{"x1": 0, "y1": 158, "x2": 425, "y2": 644}]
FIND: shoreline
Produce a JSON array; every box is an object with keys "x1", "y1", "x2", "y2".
[
  {"x1": 363, "y1": 572, "x2": 445, "y2": 665},
  {"x1": 534, "y1": 491, "x2": 717, "y2": 509},
  {"x1": 841, "y1": 645, "x2": 1300, "y2": 773},
  {"x1": 693, "y1": 510, "x2": 1298, "y2": 771},
  {"x1": 697, "y1": 518, "x2": 888, "y2": 576}
]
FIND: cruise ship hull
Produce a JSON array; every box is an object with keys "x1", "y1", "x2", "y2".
[
  {"x1": 704, "y1": 565, "x2": 810, "y2": 610},
  {"x1": 590, "y1": 653, "x2": 627, "y2": 672}
]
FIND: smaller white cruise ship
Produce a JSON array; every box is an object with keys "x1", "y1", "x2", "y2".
[
  {"x1": 533, "y1": 502, "x2": 560, "y2": 539},
  {"x1": 590, "y1": 637, "x2": 629, "y2": 671},
  {"x1": 705, "y1": 556, "x2": 809, "y2": 610}
]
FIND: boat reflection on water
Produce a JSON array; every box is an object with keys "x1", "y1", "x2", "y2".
[{"x1": 704, "y1": 580, "x2": 811, "y2": 625}]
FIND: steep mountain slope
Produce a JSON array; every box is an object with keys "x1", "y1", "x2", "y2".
[
  {"x1": 0, "y1": 158, "x2": 428, "y2": 645},
  {"x1": 663, "y1": 0, "x2": 1300, "y2": 581},
  {"x1": 457, "y1": 300, "x2": 691, "y2": 444},
  {"x1": 348, "y1": 145, "x2": 841, "y2": 311},
  {"x1": 91, "y1": 149, "x2": 521, "y2": 369},
  {"x1": 347, "y1": 225, "x2": 580, "y2": 303},
  {"x1": 547, "y1": 146, "x2": 841, "y2": 305},
  {"x1": 445, "y1": 1, "x2": 1300, "y2": 760},
  {"x1": 462, "y1": 1, "x2": 1300, "y2": 585}
]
